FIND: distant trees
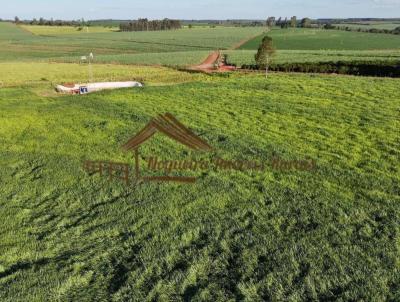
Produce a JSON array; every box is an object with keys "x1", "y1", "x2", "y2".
[
  {"x1": 323, "y1": 23, "x2": 335, "y2": 30},
  {"x1": 301, "y1": 18, "x2": 312, "y2": 28},
  {"x1": 16, "y1": 17, "x2": 88, "y2": 27},
  {"x1": 255, "y1": 36, "x2": 276, "y2": 77},
  {"x1": 290, "y1": 16, "x2": 297, "y2": 28},
  {"x1": 324, "y1": 23, "x2": 400, "y2": 35},
  {"x1": 119, "y1": 19, "x2": 181, "y2": 32},
  {"x1": 266, "y1": 17, "x2": 275, "y2": 27},
  {"x1": 241, "y1": 61, "x2": 400, "y2": 78},
  {"x1": 281, "y1": 17, "x2": 289, "y2": 29},
  {"x1": 230, "y1": 20, "x2": 264, "y2": 27},
  {"x1": 274, "y1": 16, "x2": 299, "y2": 28}
]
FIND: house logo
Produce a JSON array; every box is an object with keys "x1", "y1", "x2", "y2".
[
  {"x1": 82, "y1": 113, "x2": 316, "y2": 186},
  {"x1": 122, "y1": 113, "x2": 213, "y2": 183}
]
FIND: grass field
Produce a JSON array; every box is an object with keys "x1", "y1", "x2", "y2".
[
  {"x1": 53, "y1": 51, "x2": 213, "y2": 67},
  {"x1": 20, "y1": 25, "x2": 119, "y2": 35},
  {"x1": 1, "y1": 18, "x2": 400, "y2": 301},
  {"x1": 0, "y1": 23, "x2": 266, "y2": 62},
  {"x1": 51, "y1": 49, "x2": 400, "y2": 68},
  {"x1": 240, "y1": 28, "x2": 400, "y2": 50},
  {"x1": 0, "y1": 62, "x2": 207, "y2": 94},
  {"x1": 224, "y1": 49, "x2": 400, "y2": 66},
  {"x1": 0, "y1": 69, "x2": 399, "y2": 301},
  {"x1": 2, "y1": 22, "x2": 400, "y2": 68}
]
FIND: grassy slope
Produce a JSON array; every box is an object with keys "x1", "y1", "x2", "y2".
[
  {"x1": 0, "y1": 71, "x2": 399, "y2": 301},
  {"x1": 53, "y1": 51, "x2": 214, "y2": 68},
  {"x1": 240, "y1": 28, "x2": 400, "y2": 50},
  {"x1": 0, "y1": 63, "x2": 206, "y2": 88}
]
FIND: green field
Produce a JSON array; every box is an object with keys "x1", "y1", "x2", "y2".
[
  {"x1": 1, "y1": 18, "x2": 400, "y2": 301},
  {"x1": 224, "y1": 49, "x2": 400, "y2": 66},
  {"x1": 1, "y1": 68, "x2": 399, "y2": 300},
  {"x1": 240, "y1": 28, "x2": 400, "y2": 50},
  {"x1": 0, "y1": 62, "x2": 207, "y2": 90},
  {"x1": 20, "y1": 25, "x2": 119, "y2": 35},
  {"x1": 51, "y1": 49, "x2": 400, "y2": 68},
  {"x1": 2, "y1": 22, "x2": 400, "y2": 68},
  {"x1": 0, "y1": 22, "x2": 266, "y2": 62},
  {"x1": 53, "y1": 51, "x2": 213, "y2": 67}
]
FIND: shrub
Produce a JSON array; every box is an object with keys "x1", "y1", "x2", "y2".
[{"x1": 243, "y1": 60, "x2": 400, "y2": 77}]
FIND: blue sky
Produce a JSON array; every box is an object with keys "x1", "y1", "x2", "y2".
[{"x1": 2, "y1": 0, "x2": 400, "y2": 20}]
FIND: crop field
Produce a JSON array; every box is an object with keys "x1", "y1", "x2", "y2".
[
  {"x1": 240, "y1": 28, "x2": 400, "y2": 50},
  {"x1": 52, "y1": 49, "x2": 400, "y2": 68},
  {"x1": 20, "y1": 25, "x2": 119, "y2": 35},
  {"x1": 2, "y1": 22, "x2": 399, "y2": 68},
  {"x1": 1, "y1": 17, "x2": 400, "y2": 301},
  {"x1": 1, "y1": 69, "x2": 399, "y2": 300},
  {"x1": 53, "y1": 51, "x2": 213, "y2": 67},
  {"x1": 224, "y1": 49, "x2": 400, "y2": 66},
  {"x1": 0, "y1": 23, "x2": 266, "y2": 62},
  {"x1": 0, "y1": 62, "x2": 207, "y2": 90}
]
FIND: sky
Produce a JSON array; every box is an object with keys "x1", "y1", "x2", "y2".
[{"x1": 1, "y1": 0, "x2": 400, "y2": 20}]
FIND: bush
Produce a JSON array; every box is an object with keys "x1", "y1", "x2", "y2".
[{"x1": 242, "y1": 61, "x2": 400, "y2": 77}]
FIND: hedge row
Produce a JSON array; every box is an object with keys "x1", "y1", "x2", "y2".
[
  {"x1": 324, "y1": 24, "x2": 400, "y2": 35},
  {"x1": 241, "y1": 61, "x2": 400, "y2": 77}
]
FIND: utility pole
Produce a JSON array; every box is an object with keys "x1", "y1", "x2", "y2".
[{"x1": 88, "y1": 52, "x2": 94, "y2": 82}]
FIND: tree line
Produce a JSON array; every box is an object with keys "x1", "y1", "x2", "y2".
[
  {"x1": 324, "y1": 23, "x2": 400, "y2": 35},
  {"x1": 119, "y1": 19, "x2": 181, "y2": 32},
  {"x1": 241, "y1": 60, "x2": 400, "y2": 78},
  {"x1": 13, "y1": 16, "x2": 88, "y2": 27},
  {"x1": 266, "y1": 17, "x2": 314, "y2": 28}
]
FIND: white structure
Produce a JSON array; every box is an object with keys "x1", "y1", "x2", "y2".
[{"x1": 56, "y1": 81, "x2": 143, "y2": 94}]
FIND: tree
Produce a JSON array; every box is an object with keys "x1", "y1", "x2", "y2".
[
  {"x1": 281, "y1": 17, "x2": 288, "y2": 29},
  {"x1": 14, "y1": 16, "x2": 20, "y2": 24},
  {"x1": 255, "y1": 36, "x2": 276, "y2": 78},
  {"x1": 266, "y1": 17, "x2": 275, "y2": 28},
  {"x1": 301, "y1": 18, "x2": 312, "y2": 28},
  {"x1": 290, "y1": 16, "x2": 297, "y2": 28},
  {"x1": 324, "y1": 23, "x2": 335, "y2": 30},
  {"x1": 119, "y1": 18, "x2": 182, "y2": 32}
]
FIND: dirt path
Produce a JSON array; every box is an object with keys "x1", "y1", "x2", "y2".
[
  {"x1": 189, "y1": 51, "x2": 237, "y2": 73},
  {"x1": 230, "y1": 29, "x2": 270, "y2": 50},
  {"x1": 194, "y1": 51, "x2": 220, "y2": 70}
]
